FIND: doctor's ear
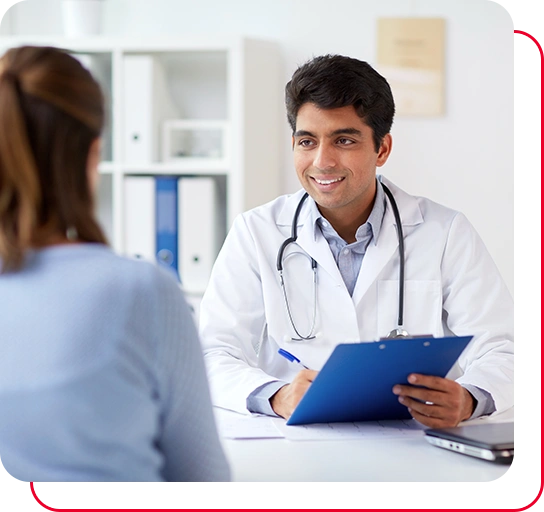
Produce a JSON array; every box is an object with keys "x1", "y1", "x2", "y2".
[{"x1": 376, "y1": 133, "x2": 393, "y2": 167}]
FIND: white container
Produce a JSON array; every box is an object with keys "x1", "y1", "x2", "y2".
[
  {"x1": 62, "y1": 0, "x2": 105, "y2": 37},
  {"x1": 162, "y1": 119, "x2": 228, "y2": 162}
]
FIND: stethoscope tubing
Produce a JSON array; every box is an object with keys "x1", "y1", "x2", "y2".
[
  {"x1": 276, "y1": 192, "x2": 313, "y2": 272},
  {"x1": 277, "y1": 182, "x2": 406, "y2": 341},
  {"x1": 381, "y1": 184, "x2": 405, "y2": 328},
  {"x1": 277, "y1": 192, "x2": 318, "y2": 340}
]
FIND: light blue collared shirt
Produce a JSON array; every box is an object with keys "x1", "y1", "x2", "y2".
[
  {"x1": 312, "y1": 178, "x2": 385, "y2": 296},
  {"x1": 247, "y1": 180, "x2": 494, "y2": 419}
]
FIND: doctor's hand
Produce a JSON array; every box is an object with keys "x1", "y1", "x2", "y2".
[
  {"x1": 270, "y1": 369, "x2": 318, "y2": 419},
  {"x1": 392, "y1": 374, "x2": 476, "y2": 428}
]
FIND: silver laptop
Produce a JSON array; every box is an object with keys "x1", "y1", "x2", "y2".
[{"x1": 425, "y1": 422, "x2": 513, "y2": 464}]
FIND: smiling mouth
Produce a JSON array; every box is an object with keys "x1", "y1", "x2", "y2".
[{"x1": 312, "y1": 177, "x2": 345, "y2": 185}]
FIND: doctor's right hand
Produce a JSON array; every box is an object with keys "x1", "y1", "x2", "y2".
[{"x1": 270, "y1": 369, "x2": 318, "y2": 419}]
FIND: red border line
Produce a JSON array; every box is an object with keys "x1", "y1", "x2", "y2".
[
  {"x1": 514, "y1": 25, "x2": 544, "y2": 507},
  {"x1": 30, "y1": 30, "x2": 544, "y2": 512}
]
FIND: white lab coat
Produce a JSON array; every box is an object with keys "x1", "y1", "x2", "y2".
[{"x1": 200, "y1": 176, "x2": 514, "y2": 415}]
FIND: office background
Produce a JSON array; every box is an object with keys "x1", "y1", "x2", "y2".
[{"x1": 0, "y1": 0, "x2": 514, "y2": 295}]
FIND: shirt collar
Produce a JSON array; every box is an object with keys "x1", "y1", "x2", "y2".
[{"x1": 309, "y1": 178, "x2": 386, "y2": 245}]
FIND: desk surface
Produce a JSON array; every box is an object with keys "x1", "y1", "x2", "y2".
[
  {"x1": 217, "y1": 409, "x2": 513, "y2": 482},
  {"x1": 0, "y1": 411, "x2": 519, "y2": 488}
]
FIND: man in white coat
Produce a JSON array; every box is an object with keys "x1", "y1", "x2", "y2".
[{"x1": 199, "y1": 55, "x2": 513, "y2": 428}]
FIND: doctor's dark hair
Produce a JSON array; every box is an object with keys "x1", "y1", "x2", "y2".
[
  {"x1": 285, "y1": 54, "x2": 395, "y2": 152},
  {"x1": 0, "y1": 46, "x2": 107, "y2": 273}
]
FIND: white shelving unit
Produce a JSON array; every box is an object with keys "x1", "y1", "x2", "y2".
[{"x1": 0, "y1": 36, "x2": 283, "y2": 294}]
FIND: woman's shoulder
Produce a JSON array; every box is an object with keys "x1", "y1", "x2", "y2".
[{"x1": 77, "y1": 244, "x2": 179, "y2": 288}]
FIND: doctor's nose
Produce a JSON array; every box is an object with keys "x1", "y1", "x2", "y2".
[{"x1": 313, "y1": 144, "x2": 338, "y2": 170}]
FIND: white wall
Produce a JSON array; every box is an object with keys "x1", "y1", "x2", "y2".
[
  {"x1": 1, "y1": 0, "x2": 514, "y2": 294},
  {"x1": 0, "y1": 5, "x2": 10, "y2": 32}
]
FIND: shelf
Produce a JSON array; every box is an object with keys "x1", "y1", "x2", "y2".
[{"x1": 120, "y1": 160, "x2": 229, "y2": 175}]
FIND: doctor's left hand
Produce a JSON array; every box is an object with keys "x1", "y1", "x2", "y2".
[
  {"x1": 392, "y1": 374, "x2": 476, "y2": 428},
  {"x1": 270, "y1": 369, "x2": 318, "y2": 419}
]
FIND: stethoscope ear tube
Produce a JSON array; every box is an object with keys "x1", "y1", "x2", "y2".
[
  {"x1": 276, "y1": 237, "x2": 296, "y2": 271},
  {"x1": 276, "y1": 192, "x2": 311, "y2": 272},
  {"x1": 277, "y1": 191, "x2": 317, "y2": 340},
  {"x1": 382, "y1": 184, "x2": 405, "y2": 329}
]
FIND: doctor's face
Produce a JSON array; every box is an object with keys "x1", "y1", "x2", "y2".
[{"x1": 293, "y1": 103, "x2": 392, "y2": 224}]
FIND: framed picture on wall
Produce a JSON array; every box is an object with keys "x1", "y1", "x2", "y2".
[{"x1": 377, "y1": 18, "x2": 445, "y2": 116}]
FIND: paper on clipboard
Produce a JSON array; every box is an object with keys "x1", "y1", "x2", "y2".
[{"x1": 287, "y1": 335, "x2": 473, "y2": 426}]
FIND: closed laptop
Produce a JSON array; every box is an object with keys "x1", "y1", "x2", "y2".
[{"x1": 425, "y1": 422, "x2": 514, "y2": 464}]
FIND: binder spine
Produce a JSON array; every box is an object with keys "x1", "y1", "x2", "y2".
[
  {"x1": 122, "y1": 56, "x2": 154, "y2": 163},
  {"x1": 178, "y1": 177, "x2": 218, "y2": 293},
  {"x1": 155, "y1": 177, "x2": 179, "y2": 280},
  {"x1": 123, "y1": 176, "x2": 156, "y2": 262}
]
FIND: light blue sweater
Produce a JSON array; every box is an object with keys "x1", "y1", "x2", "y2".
[{"x1": 0, "y1": 244, "x2": 230, "y2": 482}]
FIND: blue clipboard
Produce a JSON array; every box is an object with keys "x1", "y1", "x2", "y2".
[{"x1": 286, "y1": 335, "x2": 473, "y2": 426}]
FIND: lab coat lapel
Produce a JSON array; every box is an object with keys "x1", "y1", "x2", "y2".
[
  {"x1": 296, "y1": 219, "x2": 343, "y2": 285},
  {"x1": 351, "y1": 207, "x2": 399, "y2": 304},
  {"x1": 352, "y1": 177, "x2": 424, "y2": 305}
]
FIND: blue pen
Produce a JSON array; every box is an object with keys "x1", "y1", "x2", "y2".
[{"x1": 278, "y1": 348, "x2": 310, "y2": 369}]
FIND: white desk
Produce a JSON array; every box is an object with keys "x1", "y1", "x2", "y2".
[
  {"x1": 217, "y1": 409, "x2": 513, "y2": 482},
  {"x1": 0, "y1": 411, "x2": 519, "y2": 488}
]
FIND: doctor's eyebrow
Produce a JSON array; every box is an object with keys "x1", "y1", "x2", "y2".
[{"x1": 294, "y1": 128, "x2": 363, "y2": 138}]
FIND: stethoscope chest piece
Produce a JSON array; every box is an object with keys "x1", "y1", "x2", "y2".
[{"x1": 385, "y1": 327, "x2": 409, "y2": 339}]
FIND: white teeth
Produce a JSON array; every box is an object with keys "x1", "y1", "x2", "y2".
[{"x1": 314, "y1": 177, "x2": 344, "y2": 185}]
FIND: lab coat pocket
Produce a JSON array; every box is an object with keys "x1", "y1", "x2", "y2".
[{"x1": 377, "y1": 280, "x2": 442, "y2": 338}]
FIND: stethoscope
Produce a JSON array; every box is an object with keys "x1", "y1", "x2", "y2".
[{"x1": 276, "y1": 182, "x2": 408, "y2": 342}]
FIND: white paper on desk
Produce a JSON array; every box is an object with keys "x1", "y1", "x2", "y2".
[
  {"x1": 273, "y1": 418, "x2": 425, "y2": 441},
  {"x1": 214, "y1": 408, "x2": 285, "y2": 439}
]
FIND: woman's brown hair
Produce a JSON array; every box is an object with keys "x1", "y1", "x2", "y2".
[{"x1": 0, "y1": 45, "x2": 107, "y2": 273}]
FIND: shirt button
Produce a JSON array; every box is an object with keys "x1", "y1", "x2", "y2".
[
  {"x1": 322, "y1": 220, "x2": 328, "y2": 227},
  {"x1": 343, "y1": 248, "x2": 350, "y2": 255}
]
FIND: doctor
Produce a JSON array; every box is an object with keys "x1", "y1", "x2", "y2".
[{"x1": 199, "y1": 55, "x2": 513, "y2": 428}]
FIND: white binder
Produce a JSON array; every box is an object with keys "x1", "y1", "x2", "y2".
[
  {"x1": 178, "y1": 177, "x2": 218, "y2": 293},
  {"x1": 123, "y1": 176, "x2": 156, "y2": 262},
  {"x1": 122, "y1": 55, "x2": 176, "y2": 163}
]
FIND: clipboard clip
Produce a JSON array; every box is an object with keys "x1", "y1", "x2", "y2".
[{"x1": 379, "y1": 333, "x2": 434, "y2": 341}]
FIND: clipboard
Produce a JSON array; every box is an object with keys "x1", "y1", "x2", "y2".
[{"x1": 286, "y1": 335, "x2": 473, "y2": 426}]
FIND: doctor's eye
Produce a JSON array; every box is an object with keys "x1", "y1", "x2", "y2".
[
  {"x1": 298, "y1": 139, "x2": 315, "y2": 148},
  {"x1": 337, "y1": 137, "x2": 355, "y2": 146}
]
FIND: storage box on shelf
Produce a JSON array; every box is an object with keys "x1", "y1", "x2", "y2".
[
  {"x1": 161, "y1": 119, "x2": 229, "y2": 166},
  {"x1": 0, "y1": 36, "x2": 282, "y2": 295}
]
